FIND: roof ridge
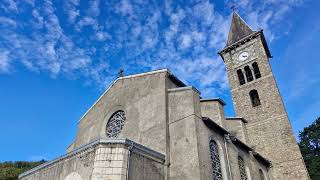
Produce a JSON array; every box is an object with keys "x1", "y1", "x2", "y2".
[{"x1": 78, "y1": 68, "x2": 170, "y2": 123}]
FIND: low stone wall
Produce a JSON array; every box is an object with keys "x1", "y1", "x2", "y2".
[{"x1": 19, "y1": 138, "x2": 165, "y2": 180}]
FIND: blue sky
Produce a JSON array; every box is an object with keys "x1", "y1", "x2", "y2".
[{"x1": 0, "y1": 0, "x2": 319, "y2": 162}]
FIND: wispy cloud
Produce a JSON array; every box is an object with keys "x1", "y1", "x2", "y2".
[
  {"x1": 0, "y1": 50, "x2": 10, "y2": 73},
  {"x1": 1, "y1": 0, "x2": 18, "y2": 13},
  {"x1": 64, "y1": 0, "x2": 80, "y2": 24},
  {"x1": 115, "y1": 0, "x2": 133, "y2": 16},
  {"x1": 226, "y1": 0, "x2": 304, "y2": 41},
  {"x1": 0, "y1": 0, "x2": 306, "y2": 94}
]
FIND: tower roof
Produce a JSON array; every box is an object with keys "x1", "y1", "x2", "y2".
[{"x1": 227, "y1": 12, "x2": 255, "y2": 46}]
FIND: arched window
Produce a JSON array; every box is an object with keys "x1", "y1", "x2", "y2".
[
  {"x1": 106, "y1": 110, "x2": 126, "y2": 138},
  {"x1": 209, "y1": 139, "x2": 223, "y2": 180},
  {"x1": 249, "y1": 90, "x2": 261, "y2": 107},
  {"x1": 259, "y1": 169, "x2": 265, "y2": 180},
  {"x1": 238, "y1": 156, "x2": 248, "y2": 180},
  {"x1": 237, "y1": 69, "x2": 246, "y2": 85},
  {"x1": 252, "y1": 62, "x2": 261, "y2": 79},
  {"x1": 244, "y1": 66, "x2": 254, "y2": 82}
]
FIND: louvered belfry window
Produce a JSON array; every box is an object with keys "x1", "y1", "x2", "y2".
[
  {"x1": 244, "y1": 66, "x2": 254, "y2": 82},
  {"x1": 237, "y1": 69, "x2": 246, "y2": 85},
  {"x1": 209, "y1": 139, "x2": 223, "y2": 180},
  {"x1": 252, "y1": 62, "x2": 261, "y2": 79},
  {"x1": 106, "y1": 110, "x2": 126, "y2": 138},
  {"x1": 238, "y1": 156, "x2": 248, "y2": 180}
]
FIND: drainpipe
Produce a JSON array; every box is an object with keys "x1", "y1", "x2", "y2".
[
  {"x1": 126, "y1": 142, "x2": 134, "y2": 180},
  {"x1": 224, "y1": 134, "x2": 233, "y2": 180}
]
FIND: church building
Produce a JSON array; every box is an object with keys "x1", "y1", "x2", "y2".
[{"x1": 19, "y1": 12, "x2": 310, "y2": 180}]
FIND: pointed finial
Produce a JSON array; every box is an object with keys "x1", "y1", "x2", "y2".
[
  {"x1": 230, "y1": 5, "x2": 236, "y2": 12},
  {"x1": 226, "y1": 2, "x2": 237, "y2": 12},
  {"x1": 118, "y1": 68, "x2": 124, "y2": 77}
]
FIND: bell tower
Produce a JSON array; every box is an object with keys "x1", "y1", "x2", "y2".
[{"x1": 219, "y1": 12, "x2": 309, "y2": 180}]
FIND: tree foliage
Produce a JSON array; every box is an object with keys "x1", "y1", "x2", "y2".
[
  {"x1": 0, "y1": 160, "x2": 45, "y2": 180},
  {"x1": 299, "y1": 117, "x2": 320, "y2": 180}
]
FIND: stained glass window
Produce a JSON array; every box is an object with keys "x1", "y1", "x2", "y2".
[
  {"x1": 106, "y1": 110, "x2": 126, "y2": 138},
  {"x1": 259, "y1": 169, "x2": 265, "y2": 180},
  {"x1": 238, "y1": 156, "x2": 248, "y2": 180},
  {"x1": 209, "y1": 139, "x2": 223, "y2": 180}
]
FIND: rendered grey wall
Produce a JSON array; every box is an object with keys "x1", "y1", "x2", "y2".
[
  {"x1": 226, "y1": 139, "x2": 268, "y2": 180},
  {"x1": 224, "y1": 119, "x2": 248, "y2": 143},
  {"x1": 195, "y1": 117, "x2": 269, "y2": 180},
  {"x1": 195, "y1": 118, "x2": 229, "y2": 180},
  {"x1": 168, "y1": 87, "x2": 202, "y2": 180},
  {"x1": 200, "y1": 100, "x2": 225, "y2": 127},
  {"x1": 74, "y1": 71, "x2": 168, "y2": 155},
  {"x1": 128, "y1": 152, "x2": 165, "y2": 180}
]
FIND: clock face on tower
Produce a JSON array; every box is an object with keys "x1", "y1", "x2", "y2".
[{"x1": 238, "y1": 51, "x2": 249, "y2": 62}]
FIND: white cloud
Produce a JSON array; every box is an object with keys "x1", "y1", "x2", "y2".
[
  {"x1": 68, "y1": 58, "x2": 91, "y2": 70},
  {"x1": 116, "y1": 0, "x2": 133, "y2": 16},
  {"x1": 87, "y1": 0, "x2": 100, "y2": 17},
  {"x1": 64, "y1": 0, "x2": 80, "y2": 24},
  {"x1": 0, "y1": 0, "x2": 113, "y2": 86},
  {"x1": 96, "y1": 31, "x2": 110, "y2": 41},
  {"x1": 192, "y1": 0, "x2": 215, "y2": 26},
  {"x1": 0, "y1": 50, "x2": 11, "y2": 73},
  {"x1": 192, "y1": 31, "x2": 205, "y2": 43},
  {"x1": 0, "y1": 17, "x2": 16, "y2": 27},
  {"x1": 165, "y1": 8, "x2": 185, "y2": 43},
  {"x1": 24, "y1": 0, "x2": 35, "y2": 7},
  {"x1": 76, "y1": 16, "x2": 98, "y2": 31},
  {"x1": 226, "y1": 0, "x2": 305, "y2": 42},
  {"x1": 131, "y1": 24, "x2": 142, "y2": 37},
  {"x1": 31, "y1": 9, "x2": 44, "y2": 29},
  {"x1": 0, "y1": 0, "x2": 307, "y2": 95},
  {"x1": 2, "y1": 0, "x2": 18, "y2": 12},
  {"x1": 179, "y1": 34, "x2": 192, "y2": 49}
]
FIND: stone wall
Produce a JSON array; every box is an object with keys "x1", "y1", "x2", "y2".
[
  {"x1": 221, "y1": 33, "x2": 309, "y2": 179},
  {"x1": 91, "y1": 144, "x2": 128, "y2": 180}
]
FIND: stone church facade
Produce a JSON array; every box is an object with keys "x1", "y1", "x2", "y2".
[{"x1": 19, "y1": 12, "x2": 309, "y2": 180}]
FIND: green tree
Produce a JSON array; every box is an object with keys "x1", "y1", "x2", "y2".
[
  {"x1": 0, "y1": 160, "x2": 45, "y2": 180},
  {"x1": 299, "y1": 117, "x2": 320, "y2": 180}
]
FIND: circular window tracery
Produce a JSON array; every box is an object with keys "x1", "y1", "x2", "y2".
[{"x1": 106, "y1": 110, "x2": 126, "y2": 138}]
